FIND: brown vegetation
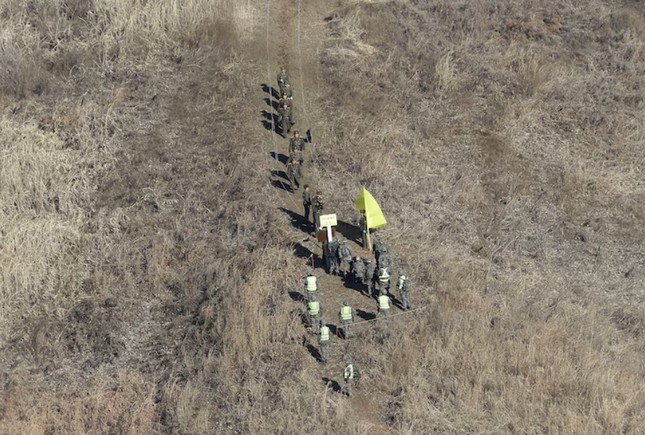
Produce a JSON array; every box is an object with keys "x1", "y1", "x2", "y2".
[{"x1": 0, "y1": 0, "x2": 643, "y2": 433}]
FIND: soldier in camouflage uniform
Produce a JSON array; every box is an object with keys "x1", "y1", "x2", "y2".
[
  {"x1": 277, "y1": 67, "x2": 289, "y2": 96},
  {"x1": 372, "y1": 235, "x2": 383, "y2": 259},
  {"x1": 338, "y1": 239, "x2": 353, "y2": 278},
  {"x1": 329, "y1": 236, "x2": 341, "y2": 276},
  {"x1": 397, "y1": 273, "x2": 412, "y2": 310},
  {"x1": 284, "y1": 83, "x2": 293, "y2": 98},
  {"x1": 378, "y1": 251, "x2": 392, "y2": 272},
  {"x1": 312, "y1": 191, "x2": 324, "y2": 233},
  {"x1": 378, "y1": 266, "x2": 391, "y2": 297},
  {"x1": 286, "y1": 155, "x2": 302, "y2": 190},
  {"x1": 278, "y1": 103, "x2": 293, "y2": 136},
  {"x1": 318, "y1": 319, "x2": 331, "y2": 363},
  {"x1": 352, "y1": 256, "x2": 365, "y2": 287},
  {"x1": 364, "y1": 259, "x2": 376, "y2": 297},
  {"x1": 302, "y1": 185, "x2": 312, "y2": 224},
  {"x1": 289, "y1": 130, "x2": 306, "y2": 155},
  {"x1": 279, "y1": 93, "x2": 293, "y2": 109}
]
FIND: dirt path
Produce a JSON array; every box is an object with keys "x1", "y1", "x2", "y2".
[{"x1": 258, "y1": 0, "x2": 398, "y2": 430}]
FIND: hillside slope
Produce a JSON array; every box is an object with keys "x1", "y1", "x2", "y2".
[{"x1": 1, "y1": 0, "x2": 643, "y2": 433}]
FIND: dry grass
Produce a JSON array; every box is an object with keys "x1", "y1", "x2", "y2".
[{"x1": 0, "y1": 0, "x2": 643, "y2": 433}]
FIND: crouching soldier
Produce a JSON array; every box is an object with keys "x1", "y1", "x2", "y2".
[
  {"x1": 397, "y1": 273, "x2": 411, "y2": 310},
  {"x1": 342, "y1": 361, "x2": 360, "y2": 397}
]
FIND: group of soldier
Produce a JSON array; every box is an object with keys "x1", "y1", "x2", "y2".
[
  {"x1": 302, "y1": 232, "x2": 413, "y2": 396},
  {"x1": 272, "y1": 67, "x2": 412, "y2": 398},
  {"x1": 274, "y1": 68, "x2": 310, "y2": 193}
]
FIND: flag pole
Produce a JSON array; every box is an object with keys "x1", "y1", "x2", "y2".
[{"x1": 364, "y1": 213, "x2": 372, "y2": 251}]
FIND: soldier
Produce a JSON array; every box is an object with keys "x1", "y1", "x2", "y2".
[
  {"x1": 378, "y1": 251, "x2": 392, "y2": 272},
  {"x1": 290, "y1": 148, "x2": 304, "y2": 165},
  {"x1": 377, "y1": 293, "x2": 391, "y2": 318},
  {"x1": 279, "y1": 93, "x2": 293, "y2": 109},
  {"x1": 378, "y1": 266, "x2": 391, "y2": 296},
  {"x1": 286, "y1": 156, "x2": 302, "y2": 190},
  {"x1": 319, "y1": 319, "x2": 331, "y2": 363},
  {"x1": 397, "y1": 273, "x2": 411, "y2": 310},
  {"x1": 308, "y1": 296, "x2": 322, "y2": 333},
  {"x1": 329, "y1": 236, "x2": 341, "y2": 276},
  {"x1": 289, "y1": 130, "x2": 306, "y2": 154},
  {"x1": 352, "y1": 256, "x2": 365, "y2": 286},
  {"x1": 304, "y1": 274, "x2": 318, "y2": 302},
  {"x1": 284, "y1": 83, "x2": 293, "y2": 99},
  {"x1": 277, "y1": 67, "x2": 289, "y2": 95},
  {"x1": 277, "y1": 103, "x2": 293, "y2": 136},
  {"x1": 338, "y1": 301, "x2": 354, "y2": 339},
  {"x1": 302, "y1": 185, "x2": 312, "y2": 224},
  {"x1": 373, "y1": 235, "x2": 385, "y2": 262},
  {"x1": 342, "y1": 361, "x2": 360, "y2": 397},
  {"x1": 364, "y1": 259, "x2": 376, "y2": 297},
  {"x1": 312, "y1": 191, "x2": 324, "y2": 233},
  {"x1": 324, "y1": 240, "x2": 334, "y2": 274},
  {"x1": 338, "y1": 239, "x2": 353, "y2": 278}
]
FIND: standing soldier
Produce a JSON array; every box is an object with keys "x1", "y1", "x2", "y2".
[
  {"x1": 289, "y1": 130, "x2": 306, "y2": 154},
  {"x1": 378, "y1": 266, "x2": 391, "y2": 296},
  {"x1": 329, "y1": 236, "x2": 341, "y2": 276},
  {"x1": 277, "y1": 67, "x2": 289, "y2": 96},
  {"x1": 304, "y1": 274, "x2": 318, "y2": 302},
  {"x1": 280, "y1": 93, "x2": 293, "y2": 109},
  {"x1": 319, "y1": 319, "x2": 331, "y2": 363},
  {"x1": 286, "y1": 156, "x2": 302, "y2": 190},
  {"x1": 364, "y1": 259, "x2": 376, "y2": 297},
  {"x1": 278, "y1": 103, "x2": 293, "y2": 136},
  {"x1": 323, "y1": 240, "x2": 333, "y2": 274},
  {"x1": 338, "y1": 239, "x2": 353, "y2": 278},
  {"x1": 338, "y1": 301, "x2": 355, "y2": 339},
  {"x1": 397, "y1": 273, "x2": 411, "y2": 310},
  {"x1": 342, "y1": 361, "x2": 360, "y2": 397},
  {"x1": 284, "y1": 83, "x2": 293, "y2": 99},
  {"x1": 302, "y1": 185, "x2": 312, "y2": 224},
  {"x1": 308, "y1": 296, "x2": 322, "y2": 332},
  {"x1": 352, "y1": 256, "x2": 365, "y2": 287},
  {"x1": 378, "y1": 252, "x2": 392, "y2": 272},
  {"x1": 312, "y1": 191, "x2": 324, "y2": 233},
  {"x1": 377, "y1": 293, "x2": 391, "y2": 318},
  {"x1": 373, "y1": 235, "x2": 385, "y2": 262}
]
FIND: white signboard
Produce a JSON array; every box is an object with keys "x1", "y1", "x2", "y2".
[{"x1": 319, "y1": 213, "x2": 337, "y2": 228}]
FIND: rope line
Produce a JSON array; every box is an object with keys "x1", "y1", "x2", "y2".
[
  {"x1": 264, "y1": 0, "x2": 301, "y2": 210},
  {"x1": 296, "y1": 0, "x2": 320, "y2": 167}
]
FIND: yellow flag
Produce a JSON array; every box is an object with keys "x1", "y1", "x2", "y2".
[{"x1": 355, "y1": 186, "x2": 387, "y2": 229}]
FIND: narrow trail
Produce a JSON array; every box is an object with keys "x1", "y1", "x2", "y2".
[{"x1": 258, "y1": 0, "x2": 400, "y2": 430}]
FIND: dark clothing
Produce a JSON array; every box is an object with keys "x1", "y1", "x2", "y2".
[
  {"x1": 277, "y1": 72, "x2": 289, "y2": 95},
  {"x1": 364, "y1": 261, "x2": 375, "y2": 295},
  {"x1": 330, "y1": 238, "x2": 341, "y2": 275},
  {"x1": 302, "y1": 190, "x2": 312, "y2": 222},
  {"x1": 378, "y1": 252, "x2": 392, "y2": 271},
  {"x1": 279, "y1": 97, "x2": 293, "y2": 109},
  {"x1": 338, "y1": 244, "x2": 353, "y2": 277},
  {"x1": 287, "y1": 162, "x2": 302, "y2": 190},
  {"x1": 352, "y1": 258, "x2": 365, "y2": 284},
  {"x1": 312, "y1": 195, "x2": 324, "y2": 230},
  {"x1": 278, "y1": 107, "x2": 293, "y2": 135},
  {"x1": 289, "y1": 150, "x2": 304, "y2": 165},
  {"x1": 289, "y1": 137, "x2": 306, "y2": 154}
]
